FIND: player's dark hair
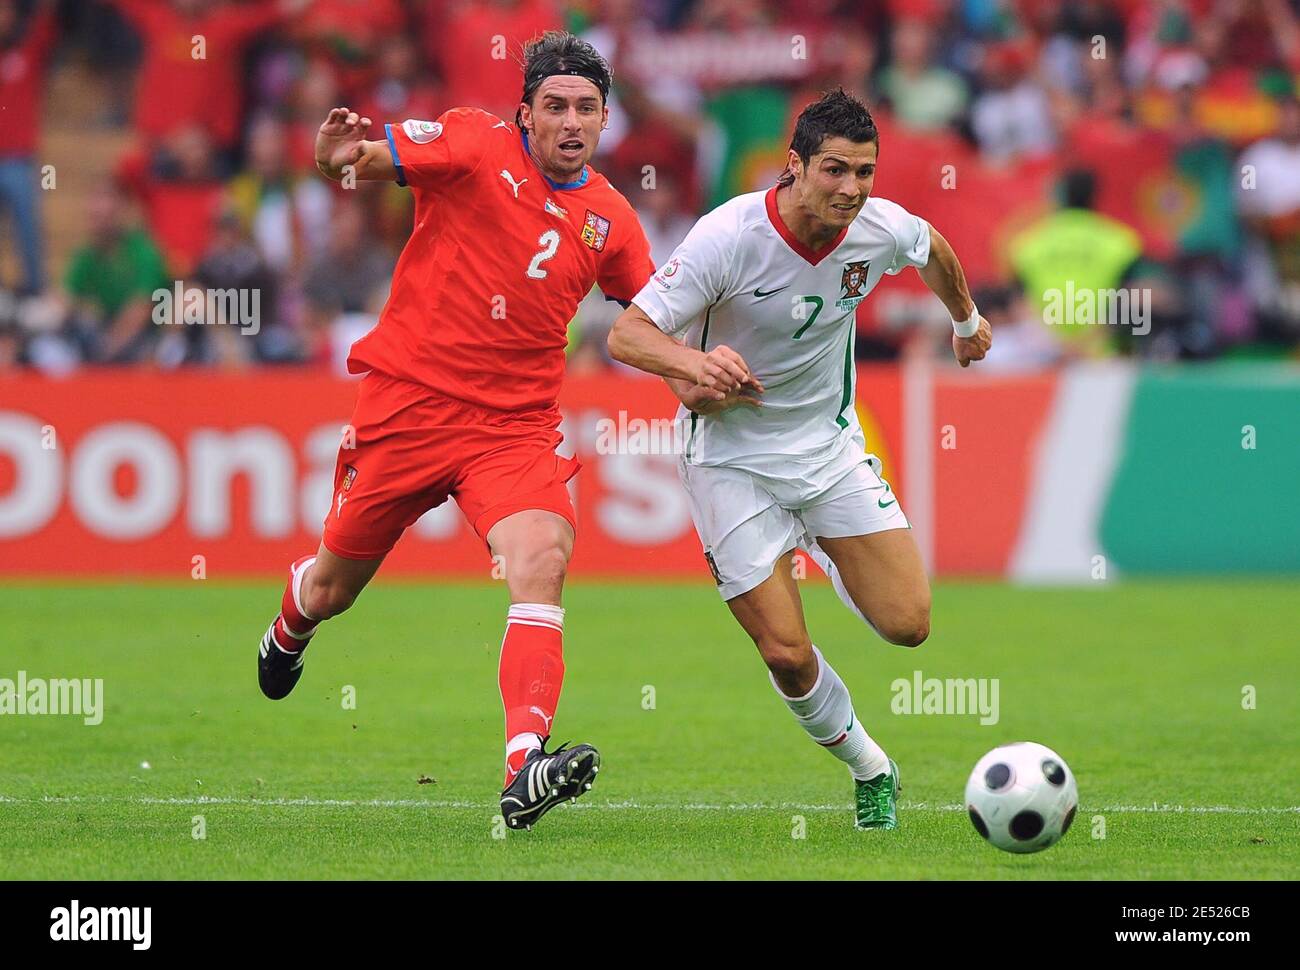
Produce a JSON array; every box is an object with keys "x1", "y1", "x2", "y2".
[
  {"x1": 516, "y1": 31, "x2": 613, "y2": 129},
  {"x1": 778, "y1": 88, "x2": 878, "y2": 186}
]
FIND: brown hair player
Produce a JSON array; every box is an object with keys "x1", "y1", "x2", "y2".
[
  {"x1": 257, "y1": 32, "x2": 654, "y2": 831},
  {"x1": 608, "y1": 89, "x2": 991, "y2": 832}
]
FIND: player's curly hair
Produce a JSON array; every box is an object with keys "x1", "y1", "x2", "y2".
[
  {"x1": 516, "y1": 31, "x2": 613, "y2": 129},
  {"x1": 777, "y1": 88, "x2": 879, "y2": 186}
]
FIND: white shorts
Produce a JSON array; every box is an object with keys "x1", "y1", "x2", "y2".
[{"x1": 679, "y1": 443, "x2": 910, "y2": 600}]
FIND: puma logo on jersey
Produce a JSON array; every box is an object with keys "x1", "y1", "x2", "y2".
[
  {"x1": 492, "y1": 120, "x2": 510, "y2": 129},
  {"x1": 500, "y1": 169, "x2": 528, "y2": 198},
  {"x1": 336, "y1": 493, "x2": 348, "y2": 517}
]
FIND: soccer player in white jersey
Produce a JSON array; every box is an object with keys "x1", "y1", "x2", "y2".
[{"x1": 607, "y1": 89, "x2": 991, "y2": 830}]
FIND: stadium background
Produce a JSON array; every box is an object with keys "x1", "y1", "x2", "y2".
[{"x1": 2, "y1": 0, "x2": 1298, "y2": 580}]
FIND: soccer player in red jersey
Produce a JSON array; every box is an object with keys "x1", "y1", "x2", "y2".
[{"x1": 256, "y1": 32, "x2": 654, "y2": 830}]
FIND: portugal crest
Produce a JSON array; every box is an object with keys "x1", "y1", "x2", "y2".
[
  {"x1": 837, "y1": 260, "x2": 871, "y2": 310},
  {"x1": 841, "y1": 260, "x2": 870, "y2": 299}
]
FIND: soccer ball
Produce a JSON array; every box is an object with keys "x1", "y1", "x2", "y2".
[{"x1": 965, "y1": 741, "x2": 1078, "y2": 854}]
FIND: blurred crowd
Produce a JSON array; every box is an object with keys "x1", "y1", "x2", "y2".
[{"x1": 1, "y1": 0, "x2": 1299, "y2": 375}]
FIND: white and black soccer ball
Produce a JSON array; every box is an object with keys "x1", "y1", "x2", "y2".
[{"x1": 965, "y1": 742, "x2": 1078, "y2": 854}]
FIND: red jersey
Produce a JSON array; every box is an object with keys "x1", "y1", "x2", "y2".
[
  {"x1": 109, "y1": 0, "x2": 282, "y2": 149},
  {"x1": 115, "y1": 149, "x2": 224, "y2": 277},
  {"x1": 349, "y1": 107, "x2": 654, "y2": 412},
  {"x1": 425, "y1": 0, "x2": 560, "y2": 120},
  {"x1": 0, "y1": 9, "x2": 57, "y2": 157}
]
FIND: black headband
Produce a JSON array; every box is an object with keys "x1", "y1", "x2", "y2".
[{"x1": 520, "y1": 58, "x2": 611, "y2": 107}]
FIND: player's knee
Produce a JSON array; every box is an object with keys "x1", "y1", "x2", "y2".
[
  {"x1": 879, "y1": 608, "x2": 930, "y2": 648},
  {"x1": 302, "y1": 579, "x2": 358, "y2": 621},
  {"x1": 759, "y1": 636, "x2": 817, "y2": 687},
  {"x1": 509, "y1": 542, "x2": 570, "y2": 595}
]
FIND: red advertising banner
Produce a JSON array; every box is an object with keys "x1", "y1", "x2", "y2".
[
  {"x1": 2, "y1": 365, "x2": 1056, "y2": 579},
  {"x1": 932, "y1": 372, "x2": 1056, "y2": 576}
]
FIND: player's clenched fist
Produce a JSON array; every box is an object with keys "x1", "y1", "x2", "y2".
[
  {"x1": 953, "y1": 316, "x2": 992, "y2": 368},
  {"x1": 692, "y1": 345, "x2": 763, "y2": 400}
]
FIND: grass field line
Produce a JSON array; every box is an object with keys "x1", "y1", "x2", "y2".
[{"x1": 2, "y1": 794, "x2": 1297, "y2": 815}]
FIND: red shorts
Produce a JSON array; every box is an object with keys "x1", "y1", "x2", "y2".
[{"x1": 322, "y1": 371, "x2": 580, "y2": 560}]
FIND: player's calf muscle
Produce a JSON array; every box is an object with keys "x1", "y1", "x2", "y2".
[
  {"x1": 819, "y1": 532, "x2": 931, "y2": 647},
  {"x1": 301, "y1": 582, "x2": 356, "y2": 621},
  {"x1": 300, "y1": 572, "x2": 361, "y2": 620},
  {"x1": 298, "y1": 548, "x2": 383, "y2": 620}
]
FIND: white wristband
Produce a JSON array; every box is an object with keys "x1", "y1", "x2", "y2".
[{"x1": 952, "y1": 305, "x2": 980, "y2": 339}]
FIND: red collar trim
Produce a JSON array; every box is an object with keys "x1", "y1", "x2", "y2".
[{"x1": 764, "y1": 185, "x2": 848, "y2": 266}]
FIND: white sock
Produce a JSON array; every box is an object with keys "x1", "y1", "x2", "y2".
[{"x1": 771, "y1": 646, "x2": 890, "y2": 782}]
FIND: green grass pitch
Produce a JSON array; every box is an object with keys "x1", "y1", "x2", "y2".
[{"x1": 1, "y1": 578, "x2": 1296, "y2": 880}]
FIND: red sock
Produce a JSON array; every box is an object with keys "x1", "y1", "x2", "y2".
[
  {"x1": 274, "y1": 555, "x2": 319, "y2": 652},
  {"x1": 499, "y1": 603, "x2": 565, "y2": 785}
]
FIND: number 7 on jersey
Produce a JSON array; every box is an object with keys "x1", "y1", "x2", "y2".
[{"x1": 792, "y1": 295, "x2": 823, "y2": 339}]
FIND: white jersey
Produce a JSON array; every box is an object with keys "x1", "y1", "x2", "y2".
[{"x1": 633, "y1": 187, "x2": 930, "y2": 475}]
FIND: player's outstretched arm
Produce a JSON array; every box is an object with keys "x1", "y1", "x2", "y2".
[
  {"x1": 315, "y1": 108, "x2": 397, "y2": 183},
  {"x1": 609, "y1": 303, "x2": 762, "y2": 401},
  {"x1": 919, "y1": 226, "x2": 992, "y2": 368}
]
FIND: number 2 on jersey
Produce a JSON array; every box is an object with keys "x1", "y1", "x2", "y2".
[
  {"x1": 527, "y1": 229, "x2": 561, "y2": 279},
  {"x1": 792, "y1": 295, "x2": 823, "y2": 339}
]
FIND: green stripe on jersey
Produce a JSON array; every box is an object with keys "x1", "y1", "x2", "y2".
[{"x1": 835, "y1": 322, "x2": 855, "y2": 429}]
